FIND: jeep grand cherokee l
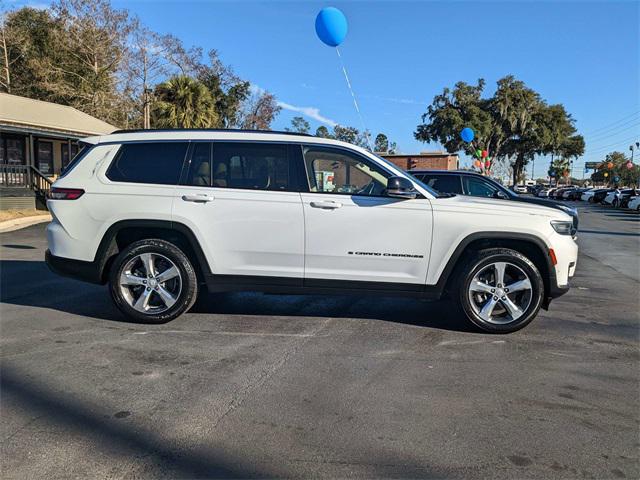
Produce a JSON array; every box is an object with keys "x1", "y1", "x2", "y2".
[{"x1": 45, "y1": 129, "x2": 578, "y2": 333}]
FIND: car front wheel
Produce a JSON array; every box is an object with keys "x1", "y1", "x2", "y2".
[
  {"x1": 457, "y1": 248, "x2": 545, "y2": 333},
  {"x1": 109, "y1": 239, "x2": 198, "y2": 323}
]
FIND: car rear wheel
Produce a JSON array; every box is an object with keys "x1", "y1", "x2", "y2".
[
  {"x1": 109, "y1": 239, "x2": 198, "y2": 323},
  {"x1": 456, "y1": 248, "x2": 544, "y2": 333}
]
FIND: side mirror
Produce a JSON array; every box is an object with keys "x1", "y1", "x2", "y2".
[
  {"x1": 385, "y1": 176, "x2": 417, "y2": 199},
  {"x1": 494, "y1": 190, "x2": 508, "y2": 199}
]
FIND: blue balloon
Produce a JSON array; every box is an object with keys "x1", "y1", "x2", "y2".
[
  {"x1": 460, "y1": 127, "x2": 475, "y2": 143},
  {"x1": 315, "y1": 7, "x2": 348, "y2": 47}
]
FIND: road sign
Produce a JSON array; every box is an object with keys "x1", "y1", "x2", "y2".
[{"x1": 585, "y1": 162, "x2": 599, "y2": 170}]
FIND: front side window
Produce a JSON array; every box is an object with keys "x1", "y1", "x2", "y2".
[
  {"x1": 418, "y1": 174, "x2": 463, "y2": 194},
  {"x1": 303, "y1": 146, "x2": 391, "y2": 196},
  {"x1": 464, "y1": 176, "x2": 499, "y2": 198},
  {"x1": 107, "y1": 142, "x2": 189, "y2": 185},
  {"x1": 211, "y1": 142, "x2": 290, "y2": 191}
]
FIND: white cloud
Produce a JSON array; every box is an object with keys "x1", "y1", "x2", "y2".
[
  {"x1": 277, "y1": 101, "x2": 338, "y2": 127},
  {"x1": 250, "y1": 83, "x2": 337, "y2": 127}
]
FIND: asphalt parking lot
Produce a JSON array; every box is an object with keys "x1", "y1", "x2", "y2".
[{"x1": 1, "y1": 202, "x2": 638, "y2": 479}]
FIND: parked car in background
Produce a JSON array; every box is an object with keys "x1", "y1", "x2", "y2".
[
  {"x1": 609, "y1": 189, "x2": 639, "y2": 208},
  {"x1": 561, "y1": 187, "x2": 578, "y2": 199},
  {"x1": 538, "y1": 188, "x2": 555, "y2": 198},
  {"x1": 619, "y1": 190, "x2": 638, "y2": 208},
  {"x1": 566, "y1": 188, "x2": 590, "y2": 200},
  {"x1": 512, "y1": 185, "x2": 528, "y2": 194},
  {"x1": 627, "y1": 196, "x2": 640, "y2": 211},
  {"x1": 590, "y1": 188, "x2": 615, "y2": 204},
  {"x1": 409, "y1": 170, "x2": 579, "y2": 229},
  {"x1": 552, "y1": 187, "x2": 574, "y2": 200},
  {"x1": 602, "y1": 190, "x2": 618, "y2": 205}
]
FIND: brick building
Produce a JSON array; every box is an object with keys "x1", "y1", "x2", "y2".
[{"x1": 381, "y1": 152, "x2": 459, "y2": 171}]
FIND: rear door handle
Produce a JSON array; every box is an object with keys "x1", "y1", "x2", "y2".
[
  {"x1": 182, "y1": 194, "x2": 214, "y2": 203},
  {"x1": 310, "y1": 201, "x2": 342, "y2": 209}
]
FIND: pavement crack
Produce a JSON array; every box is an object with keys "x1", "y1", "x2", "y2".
[{"x1": 208, "y1": 318, "x2": 332, "y2": 432}]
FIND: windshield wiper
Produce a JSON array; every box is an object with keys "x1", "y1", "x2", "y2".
[{"x1": 437, "y1": 192, "x2": 456, "y2": 198}]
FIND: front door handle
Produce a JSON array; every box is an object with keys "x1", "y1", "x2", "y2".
[
  {"x1": 310, "y1": 201, "x2": 342, "y2": 210},
  {"x1": 182, "y1": 194, "x2": 214, "y2": 203}
]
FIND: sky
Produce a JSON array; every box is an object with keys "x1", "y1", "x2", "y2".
[{"x1": 11, "y1": 0, "x2": 640, "y2": 179}]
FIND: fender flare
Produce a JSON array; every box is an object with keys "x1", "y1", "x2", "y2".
[
  {"x1": 94, "y1": 219, "x2": 211, "y2": 283},
  {"x1": 432, "y1": 231, "x2": 557, "y2": 294}
]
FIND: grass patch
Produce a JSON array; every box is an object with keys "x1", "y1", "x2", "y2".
[{"x1": 0, "y1": 209, "x2": 50, "y2": 222}]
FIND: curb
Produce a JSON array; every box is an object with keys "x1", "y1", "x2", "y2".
[{"x1": 0, "y1": 214, "x2": 52, "y2": 234}]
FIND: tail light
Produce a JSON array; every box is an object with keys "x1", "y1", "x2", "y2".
[{"x1": 49, "y1": 187, "x2": 85, "y2": 200}]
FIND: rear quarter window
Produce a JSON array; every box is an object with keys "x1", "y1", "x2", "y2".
[{"x1": 106, "y1": 142, "x2": 189, "y2": 185}]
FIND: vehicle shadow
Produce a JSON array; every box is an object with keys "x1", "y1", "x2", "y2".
[
  {"x1": 0, "y1": 367, "x2": 257, "y2": 479},
  {"x1": 0, "y1": 260, "x2": 477, "y2": 334},
  {"x1": 579, "y1": 229, "x2": 640, "y2": 237}
]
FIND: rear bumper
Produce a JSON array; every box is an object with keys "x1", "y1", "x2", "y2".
[{"x1": 45, "y1": 249, "x2": 103, "y2": 284}]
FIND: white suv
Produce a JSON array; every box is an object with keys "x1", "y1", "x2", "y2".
[{"x1": 46, "y1": 130, "x2": 578, "y2": 333}]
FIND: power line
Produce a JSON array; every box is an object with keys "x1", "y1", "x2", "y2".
[
  {"x1": 584, "y1": 134, "x2": 639, "y2": 154},
  {"x1": 586, "y1": 120, "x2": 640, "y2": 142},
  {"x1": 581, "y1": 110, "x2": 640, "y2": 135}
]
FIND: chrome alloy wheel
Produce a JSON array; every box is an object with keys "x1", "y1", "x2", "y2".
[
  {"x1": 119, "y1": 253, "x2": 182, "y2": 314},
  {"x1": 467, "y1": 261, "x2": 533, "y2": 325}
]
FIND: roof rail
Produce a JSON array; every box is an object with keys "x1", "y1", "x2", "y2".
[{"x1": 110, "y1": 128, "x2": 314, "y2": 137}]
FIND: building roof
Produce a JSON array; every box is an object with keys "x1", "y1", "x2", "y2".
[
  {"x1": 381, "y1": 151, "x2": 458, "y2": 157},
  {"x1": 0, "y1": 93, "x2": 116, "y2": 137}
]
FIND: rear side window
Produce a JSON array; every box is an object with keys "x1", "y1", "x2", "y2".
[
  {"x1": 59, "y1": 142, "x2": 92, "y2": 179},
  {"x1": 419, "y1": 174, "x2": 463, "y2": 194},
  {"x1": 212, "y1": 142, "x2": 290, "y2": 191},
  {"x1": 107, "y1": 142, "x2": 189, "y2": 185}
]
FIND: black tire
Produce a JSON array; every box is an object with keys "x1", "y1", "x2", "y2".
[
  {"x1": 109, "y1": 239, "x2": 198, "y2": 323},
  {"x1": 455, "y1": 248, "x2": 545, "y2": 333}
]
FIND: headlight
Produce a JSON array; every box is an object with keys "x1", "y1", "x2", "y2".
[{"x1": 551, "y1": 220, "x2": 574, "y2": 236}]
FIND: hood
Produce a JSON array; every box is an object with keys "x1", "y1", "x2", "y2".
[{"x1": 433, "y1": 194, "x2": 572, "y2": 221}]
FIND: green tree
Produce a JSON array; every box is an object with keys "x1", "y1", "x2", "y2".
[
  {"x1": 286, "y1": 116, "x2": 310, "y2": 134},
  {"x1": 196, "y1": 49, "x2": 250, "y2": 128},
  {"x1": 594, "y1": 151, "x2": 639, "y2": 187},
  {"x1": 151, "y1": 75, "x2": 217, "y2": 128},
  {"x1": 415, "y1": 76, "x2": 583, "y2": 185},
  {"x1": 0, "y1": 7, "x2": 63, "y2": 98},
  {"x1": 315, "y1": 125, "x2": 332, "y2": 138},
  {"x1": 374, "y1": 133, "x2": 389, "y2": 152}
]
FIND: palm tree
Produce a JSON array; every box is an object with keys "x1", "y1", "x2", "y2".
[{"x1": 151, "y1": 76, "x2": 218, "y2": 128}]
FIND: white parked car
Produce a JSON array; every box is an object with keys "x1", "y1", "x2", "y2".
[
  {"x1": 512, "y1": 185, "x2": 528, "y2": 194},
  {"x1": 46, "y1": 129, "x2": 578, "y2": 333},
  {"x1": 627, "y1": 196, "x2": 640, "y2": 211},
  {"x1": 602, "y1": 189, "x2": 635, "y2": 207},
  {"x1": 602, "y1": 190, "x2": 618, "y2": 205}
]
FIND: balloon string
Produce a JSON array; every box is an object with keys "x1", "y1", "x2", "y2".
[{"x1": 336, "y1": 47, "x2": 372, "y2": 150}]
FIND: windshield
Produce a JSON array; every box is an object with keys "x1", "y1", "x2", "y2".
[{"x1": 371, "y1": 153, "x2": 440, "y2": 197}]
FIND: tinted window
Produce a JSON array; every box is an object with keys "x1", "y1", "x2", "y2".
[
  {"x1": 211, "y1": 142, "x2": 290, "y2": 191},
  {"x1": 107, "y1": 142, "x2": 189, "y2": 185},
  {"x1": 185, "y1": 142, "x2": 212, "y2": 186},
  {"x1": 419, "y1": 174, "x2": 463, "y2": 194},
  {"x1": 304, "y1": 146, "x2": 391, "y2": 196},
  {"x1": 463, "y1": 176, "x2": 499, "y2": 197}
]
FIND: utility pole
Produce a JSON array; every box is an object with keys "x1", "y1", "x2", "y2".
[{"x1": 143, "y1": 88, "x2": 152, "y2": 129}]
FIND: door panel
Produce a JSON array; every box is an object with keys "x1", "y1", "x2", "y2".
[
  {"x1": 302, "y1": 193, "x2": 432, "y2": 284},
  {"x1": 300, "y1": 145, "x2": 432, "y2": 285},
  {"x1": 172, "y1": 141, "x2": 304, "y2": 278}
]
